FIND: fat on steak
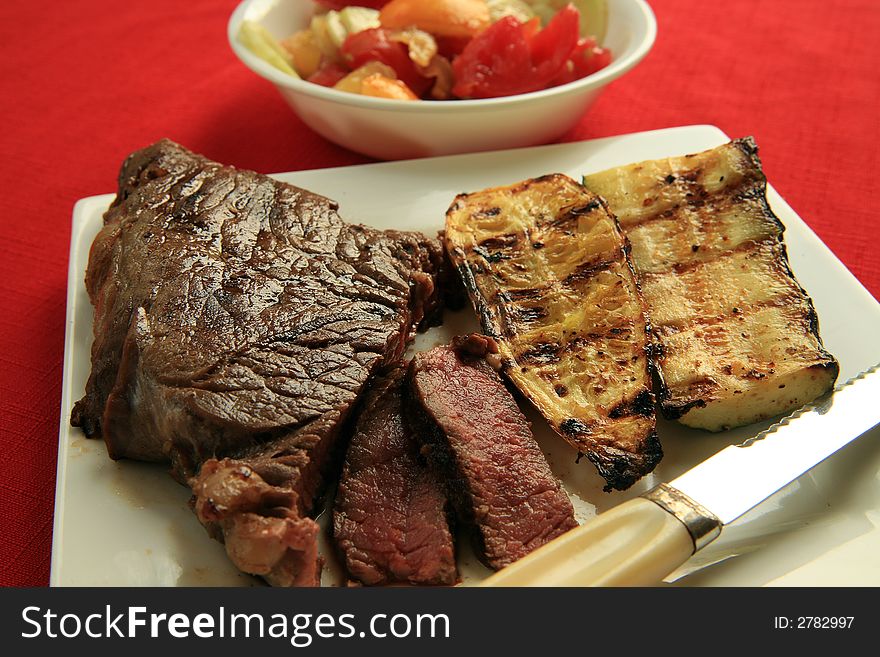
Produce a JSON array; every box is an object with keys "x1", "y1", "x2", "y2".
[{"x1": 71, "y1": 139, "x2": 445, "y2": 585}]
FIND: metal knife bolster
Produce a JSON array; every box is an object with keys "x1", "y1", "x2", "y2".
[
  {"x1": 643, "y1": 484, "x2": 722, "y2": 552},
  {"x1": 642, "y1": 363, "x2": 880, "y2": 553}
]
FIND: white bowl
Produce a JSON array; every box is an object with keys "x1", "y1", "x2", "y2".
[{"x1": 228, "y1": 0, "x2": 657, "y2": 160}]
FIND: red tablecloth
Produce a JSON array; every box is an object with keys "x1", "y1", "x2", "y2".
[{"x1": 1, "y1": 0, "x2": 877, "y2": 587}]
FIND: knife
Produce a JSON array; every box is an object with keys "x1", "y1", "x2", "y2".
[{"x1": 481, "y1": 363, "x2": 880, "y2": 586}]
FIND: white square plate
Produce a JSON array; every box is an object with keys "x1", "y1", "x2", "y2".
[{"x1": 51, "y1": 125, "x2": 880, "y2": 587}]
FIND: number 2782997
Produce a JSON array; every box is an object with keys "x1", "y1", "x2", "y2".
[{"x1": 774, "y1": 617, "x2": 854, "y2": 629}]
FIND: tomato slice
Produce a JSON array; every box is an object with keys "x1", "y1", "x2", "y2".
[
  {"x1": 434, "y1": 35, "x2": 472, "y2": 59},
  {"x1": 529, "y1": 5, "x2": 580, "y2": 86},
  {"x1": 570, "y1": 40, "x2": 612, "y2": 78},
  {"x1": 550, "y1": 37, "x2": 612, "y2": 86},
  {"x1": 341, "y1": 28, "x2": 431, "y2": 96},
  {"x1": 307, "y1": 61, "x2": 350, "y2": 87},
  {"x1": 451, "y1": 17, "x2": 533, "y2": 99},
  {"x1": 451, "y1": 6, "x2": 581, "y2": 99}
]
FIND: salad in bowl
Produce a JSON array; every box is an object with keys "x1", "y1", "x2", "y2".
[
  {"x1": 229, "y1": 0, "x2": 655, "y2": 159},
  {"x1": 240, "y1": 0, "x2": 613, "y2": 101}
]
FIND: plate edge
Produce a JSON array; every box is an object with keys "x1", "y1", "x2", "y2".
[
  {"x1": 49, "y1": 197, "x2": 106, "y2": 586},
  {"x1": 52, "y1": 127, "x2": 880, "y2": 587}
]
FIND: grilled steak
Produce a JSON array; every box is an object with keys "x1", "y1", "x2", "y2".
[
  {"x1": 584, "y1": 138, "x2": 838, "y2": 430},
  {"x1": 408, "y1": 335, "x2": 577, "y2": 570},
  {"x1": 333, "y1": 367, "x2": 456, "y2": 586},
  {"x1": 71, "y1": 139, "x2": 445, "y2": 585},
  {"x1": 445, "y1": 174, "x2": 660, "y2": 491}
]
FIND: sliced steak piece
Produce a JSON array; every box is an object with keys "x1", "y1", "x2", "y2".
[
  {"x1": 408, "y1": 335, "x2": 577, "y2": 570},
  {"x1": 333, "y1": 368, "x2": 456, "y2": 586},
  {"x1": 70, "y1": 139, "x2": 445, "y2": 586}
]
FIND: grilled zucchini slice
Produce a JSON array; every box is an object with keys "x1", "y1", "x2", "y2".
[
  {"x1": 584, "y1": 138, "x2": 838, "y2": 431},
  {"x1": 445, "y1": 174, "x2": 660, "y2": 491}
]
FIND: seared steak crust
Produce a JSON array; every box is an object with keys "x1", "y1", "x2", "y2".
[
  {"x1": 71, "y1": 139, "x2": 444, "y2": 585},
  {"x1": 333, "y1": 368, "x2": 456, "y2": 586},
  {"x1": 408, "y1": 336, "x2": 577, "y2": 570}
]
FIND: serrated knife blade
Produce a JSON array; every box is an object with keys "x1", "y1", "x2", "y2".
[
  {"x1": 659, "y1": 363, "x2": 880, "y2": 534},
  {"x1": 483, "y1": 363, "x2": 880, "y2": 586}
]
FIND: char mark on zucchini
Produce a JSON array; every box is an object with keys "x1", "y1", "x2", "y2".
[
  {"x1": 584, "y1": 137, "x2": 838, "y2": 431},
  {"x1": 445, "y1": 174, "x2": 660, "y2": 491}
]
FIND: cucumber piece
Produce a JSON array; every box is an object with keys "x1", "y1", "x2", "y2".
[
  {"x1": 239, "y1": 21, "x2": 299, "y2": 77},
  {"x1": 311, "y1": 8, "x2": 380, "y2": 59},
  {"x1": 525, "y1": 0, "x2": 608, "y2": 42},
  {"x1": 338, "y1": 7, "x2": 381, "y2": 35},
  {"x1": 323, "y1": 10, "x2": 349, "y2": 49},
  {"x1": 310, "y1": 14, "x2": 337, "y2": 58}
]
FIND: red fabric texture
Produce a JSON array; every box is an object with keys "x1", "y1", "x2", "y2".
[{"x1": 0, "y1": 0, "x2": 877, "y2": 586}]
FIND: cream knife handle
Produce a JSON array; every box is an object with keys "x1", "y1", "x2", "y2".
[{"x1": 480, "y1": 498, "x2": 696, "y2": 587}]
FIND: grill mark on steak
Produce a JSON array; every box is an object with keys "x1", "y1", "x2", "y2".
[
  {"x1": 407, "y1": 335, "x2": 577, "y2": 570},
  {"x1": 333, "y1": 368, "x2": 456, "y2": 586},
  {"x1": 70, "y1": 139, "x2": 446, "y2": 586}
]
